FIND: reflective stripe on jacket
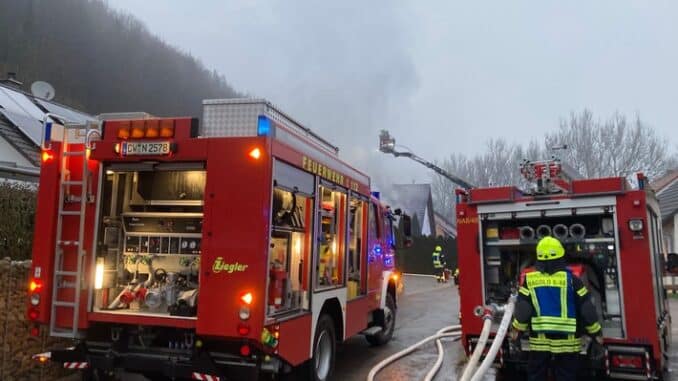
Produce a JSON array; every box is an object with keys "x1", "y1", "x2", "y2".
[
  {"x1": 432, "y1": 252, "x2": 443, "y2": 268},
  {"x1": 512, "y1": 261, "x2": 603, "y2": 354}
]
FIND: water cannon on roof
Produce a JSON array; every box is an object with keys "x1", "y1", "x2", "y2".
[{"x1": 378, "y1": 130, "x2": 474, "y2": 190}]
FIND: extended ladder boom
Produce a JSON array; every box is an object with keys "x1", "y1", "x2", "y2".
[{"x1": 378, "y1": 130, "x2": 474, "y2": 190}]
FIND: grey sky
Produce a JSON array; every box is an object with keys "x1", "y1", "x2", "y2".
[{"x1": 109, "y1": 0, "x2": 678, "y2": 188}]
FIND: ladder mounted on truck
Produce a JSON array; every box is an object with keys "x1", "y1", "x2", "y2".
[
  {"x1": 42, "y1": 114, "x2": 101, "y2": 338},
  {"x1": 378, "y1": 130, "x2": 474, "y2": 190}
]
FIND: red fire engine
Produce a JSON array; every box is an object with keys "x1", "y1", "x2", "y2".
[
  {"x1": 28, "y1": 99, "x2": 405, "y2": 380},
  {"x1": 456, "y1": 158, "x2": 671, "y2": 380}
]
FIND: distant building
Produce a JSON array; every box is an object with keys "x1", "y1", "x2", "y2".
[
  {"x1": 434, "y1": 212, "x2": 457, "y2": 239},
  {"x1": 0, "y1": 76, "x2": 95, "y2": 182},
  {"x1": 652, "y1": 170, "x2": 678, "y2": 253},
  {"x1": 384, "y1": 183, "x2": 437, "y2": 237}
]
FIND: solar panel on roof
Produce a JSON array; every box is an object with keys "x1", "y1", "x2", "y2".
[
  {"x1": 0, "y1": 87, "x2": 45, "y2": 145},
  {"x1": 36, "y1": 99, "x2": 96, "y2": 125}
]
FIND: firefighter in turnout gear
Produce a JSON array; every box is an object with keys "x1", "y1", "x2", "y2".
[
  {"x1": 511, "y1": 236, "x2": 602, "y2": 381},
  {"x1": 432, "y1": 246, "x2": 445, "y2": 282}
]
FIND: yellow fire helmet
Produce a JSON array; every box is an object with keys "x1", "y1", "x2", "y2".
[
  {"x1": 536, "y1": 236, "x2": 565, "y2": 261},
  {"x1": 435, "y1": 246, "x2": 442, "y2": 252}
]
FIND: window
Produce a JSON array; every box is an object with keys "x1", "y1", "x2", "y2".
[
  {"x1": 368, "y1": 202, "x2": 379, "y2": 241},
  {"x1": 268, "y1": 161, "x2": 314, "y2": 316},
  {"x1": 348, "y1": 197, "x2": 366, "y2": 299},
  {"x1": 316, "y1": 185, "x2": 347, "y2": 289}
]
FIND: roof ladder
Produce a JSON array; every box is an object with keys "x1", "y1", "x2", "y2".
[{"x1": 48, "y1": 120, "x2": 96, "y2": 339}]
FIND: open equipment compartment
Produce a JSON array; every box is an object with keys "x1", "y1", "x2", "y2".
[
  {"x1": 91, "y1": 163, "x2": 205, "y2": 318},
  {"x1": 480, "y1": 209, "x2": 624, "y2": 338}
]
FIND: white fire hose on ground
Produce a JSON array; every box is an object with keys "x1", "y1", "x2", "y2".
[
  {"x1": 423, "y1": 326, "x2": 463, "y2": 381},
  {"x1": 469, "y1": 295, "x2": 516, "y2": 381},
  {"x1": 366, "y1": 294, "x2": 517, "y2": 381},
  {"x1": 367, "y1": 325, "x2": 462, "y2": 381},
  {"x1": 458, "y1": 311, "x2": 493, "y2": 381}
]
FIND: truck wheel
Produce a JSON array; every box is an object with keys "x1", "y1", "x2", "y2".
[
  {"x1": 310, "y1": 314, "x2": 336, "y2": 381},
  {"x1": 366, "y1": 293, "x2": 396, "y2": 346}
]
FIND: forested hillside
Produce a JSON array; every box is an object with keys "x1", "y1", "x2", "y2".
[{"x1": 0, "y1": 0, "x2": 239, "y2": 117}]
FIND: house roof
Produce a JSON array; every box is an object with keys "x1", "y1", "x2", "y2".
[
  {"x1": 384, "y1": 183, "x2": 436, "y2": 235},
  {"x1": 434, "y1": 212, "x2": 457, "y2": 238},
  {"x1": 651, "y1": 170, "x2": 678, "y2": 194},
  {"x1": 659, "y1": 177, "x2": 678, "y2": 222},
  {"x1": 0, "y1": 116, "x2": 39, "y2": 166},
  {"x1": 0, "y1": 82, "x2": 96, "y2": 175}
]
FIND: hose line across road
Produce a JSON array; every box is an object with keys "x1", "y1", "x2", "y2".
[
  {"x1": 367, "y1": 295, "x2": 516, "y2": 381},
  {"x1": 334, "y1": 274, "x2": 497, "y2": 381}
]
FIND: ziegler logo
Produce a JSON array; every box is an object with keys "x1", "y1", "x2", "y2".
[
  {"x1": 457, "y1": 217, "x2": 479, "y2": 225},
  {"x1": 212, "y1": 257, "x2": 249, "y2": 274}
]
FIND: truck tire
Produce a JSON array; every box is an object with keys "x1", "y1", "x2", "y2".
[
  {"x1": 366, "y1": 293, "x2": 396, "y2": 346},
  {"x1": 310, "y1": 314, "x2": 336, "y2": 381}
]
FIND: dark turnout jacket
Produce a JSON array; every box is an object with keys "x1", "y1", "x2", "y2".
[{"x1": 512, "y1": 258, "x2": 602, "y2": 352}]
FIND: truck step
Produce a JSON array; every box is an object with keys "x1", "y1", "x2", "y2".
[
  {"x1": 59, "y1": 210, "x2": 82, "y2": 216},
  {"x1": 56, "y1": 270, "x2": 78, "y2": 277},
  {"x1": 50, "y1": 329, "x2": 84, "y2": 339},
  {"x1": 63, "y1": 151, "x2": 86, "y2": 157},
  {"x1": 362, "y1": 326, "x2": 383, "y2": 336},
  {"x1": 57, "y1": 240, "x2": 80, "y2": 246},
  {"x1": 53, "y1": 301, "x2": 76, "y2": 308},
  {"x1": 62, "y1": 181, "x2": 84, "y2": 186}
]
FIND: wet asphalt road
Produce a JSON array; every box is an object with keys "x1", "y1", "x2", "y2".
[
  {"x1": 336, "y1": 275, "x2": 678, "y2": 381},
  {"x1": 59, "y1": 275, "x2": 678, "y2": 380},
  {"x1": 332, "y1": 274, "x2": 492, "y2": 381}
]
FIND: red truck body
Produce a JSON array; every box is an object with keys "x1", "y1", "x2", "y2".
[
  {"x1": 457, "y1": 171, "x2": 671, "y2": 380},
  {"x1": 28, "y1": 100, "x2": 401, "y2": 380}
]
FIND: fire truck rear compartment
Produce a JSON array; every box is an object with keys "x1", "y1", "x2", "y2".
[
  {"x1": 480, "y1": 212, "x2": 624, "y2": 338},
  {"x1": 91, "y1": 165, "x2": 205, "y2": 319}
]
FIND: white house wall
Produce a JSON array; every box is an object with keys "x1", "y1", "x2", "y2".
[{"x1": 0, "y1": 136, "x2": 33, "y2": 167}]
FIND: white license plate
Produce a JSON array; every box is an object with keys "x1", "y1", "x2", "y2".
[{"x1": 121, "y1": 141, "x2": 172, "y2": 156}]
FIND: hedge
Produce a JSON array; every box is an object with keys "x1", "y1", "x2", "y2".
[{"x1": 0, "y1": 182, "x2": 36, "y2": 260}]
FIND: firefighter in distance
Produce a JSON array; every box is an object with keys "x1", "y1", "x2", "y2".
[
  {"x1": 511, "y1": 236, "x2": 603, "y2": 381},
  {"x1": 432, "y1": 245, "x2": 446, "y2": 282}
]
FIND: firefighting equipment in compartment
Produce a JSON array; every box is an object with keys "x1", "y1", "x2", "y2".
[
  {"x1": 520, "y1": 226, "x2": 535, "y2": 240},
  {"x1": 269, "y1": 266, "x2": 287, "y2": 307},
  {"x1": 108, "y1": 255, "x2": 156, "y2": 309},
  {"x1": 273, "y1": 189, "x2": 304, "y2": 229},
  {"x1": 552, "y1": 224, "x2": 569, "y2": 240},
  {"x1": 535, "y1": 225, "x2": 552, "y2": 239},
  {"x1": 569, "y1": 223, "x2": 586, "y2": 240},
  {"x1": 536, "y1": 236, "x2": 565, "y2": 261}
]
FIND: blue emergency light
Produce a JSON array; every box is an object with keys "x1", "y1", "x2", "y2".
[
  {"x1": 257, "y1": 115, "x2": 271, "y2": 136},
  {"x1": 43, "y1": 121, "x2": 52, "y2": 149},
  {"x1": 371, "y1": 191, "x2": 380, "y2": 199}
]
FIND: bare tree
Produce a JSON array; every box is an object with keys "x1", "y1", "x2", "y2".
[
  {"x1": 431, "y1": 110, "x2": 677, "y2": 220},
  {"x1": 431, "y1": 138, "x2": 541, "y2": 220},
  {"x1": 546, "y1": 110, "x2": 677, "y2": 180}
]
